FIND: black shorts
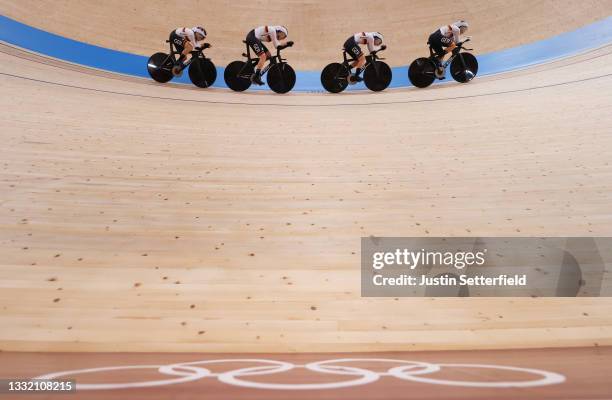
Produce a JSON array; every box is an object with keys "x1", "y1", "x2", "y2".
[
  {"x1": 169, "y1": 31, "x2": 185, "y2": 53},
  {"x1": 428, "y1": 30, "x2": 453, "y2": 57},
  {"x1": 246, "y1": 29, "x2": 269, "y2": 56},
  {"x1": 343, "y1": 36, "x2": 363, "y2": 60}
]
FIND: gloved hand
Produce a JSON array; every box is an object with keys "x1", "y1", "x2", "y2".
[
  {"x1": 380, "y1": 44, "x2": 387, "y2": 51},
  {"x1": 286, "y1": 41, "x2": 294, "y2": 47},
  {"x1": 203, "y1": 43, "x2": 212, "y2": 49}
]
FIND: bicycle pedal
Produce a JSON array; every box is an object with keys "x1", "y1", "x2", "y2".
[
  {"x1": 348, "y1": 75, "x2": 362, "y2": 84},
  {"x1": 250, "y1": 75, "x2": 264, "y2": 85},
  {"x1": 172, "y1": 66, "x2": 183, "y2": 77}
]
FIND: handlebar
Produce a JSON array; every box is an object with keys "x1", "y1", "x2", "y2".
[
  {"x1": 192, "y1": 43, "x2": 211, "y2": 52},
  {"x1": 371, "y1": 45, "x2": 387, "y2": 55},
  {"x1": 274, "y1": 41, "x2": 294, "y2": 62},
  {"x1": 453, "y1": 38, "x2": 473, "y2": 52},
  {"x1": 370, "y1": 45, "x2": 387, "y2": 60},
  {"x1": 277, "y1": 41, "x2": 294, "y2": 51},
  {"x1": 457, "y1": 38, "x2": 471, "y2": 47}
]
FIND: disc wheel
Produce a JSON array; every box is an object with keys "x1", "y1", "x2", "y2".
[
  {"x1": 147, "y1": 52, "x2": 174, "y2": 83},
  {"x1": 224, "y1": 60, "x2": 253, "y2": 92},
  {"x1": 408, "y1": 57, "x2": 436, "y2": 88},
  {"x1": 188, "y1": 58, "x2": 217, "y2": 88},
  {"x1": 267, "y1": 63, "x2": 296, "y2": 94},
  {"x1": 364, "y1": 61, "x2": 392, "y2": 92},
  {"x1": 450, "y1": 52, "x2": 478, "y2": 83},
  {"x1": 320, "y1": 63, "x2": 349, "y2": 93}
]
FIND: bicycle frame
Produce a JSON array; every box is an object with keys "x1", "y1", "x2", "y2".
[
  {"x1": 429, "y1": 39, "x2": 473, "y2": 70},
  {"x1": 159, "y1": 39, "x2": 209, "y2": 70},
  {"x1": 235, "y1": 41, "x2": 287, "y2": 79},
  {"x1": 332, "y1": 49, "x2": 385, "y2": 80}
]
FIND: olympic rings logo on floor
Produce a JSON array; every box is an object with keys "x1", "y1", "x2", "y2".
[{"x1": 35, "y1": 358, "x2": 566, "y2": 390}]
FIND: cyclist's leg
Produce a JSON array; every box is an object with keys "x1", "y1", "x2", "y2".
[
  {"x1": 344, "y1": 37, "x2": 365, "y2": 82},
  {"x1": 344, "y1": 37, "x2": 363, "y2": 67},
  {"x1": 246, "y1": 30, "x2": 267, "y2": 84},
  {"x1": 256, "y1": 45, "x2": 270, "y2": 70},
  {"x1": 170, "y1": 31, "x2": 185, "y2": 61},
  {"x1": 169, "y1": 31, "x2": 188, "y2": 75},
  {"x1": 428, "y1": 31, "x2": 446, "y2": 64}
]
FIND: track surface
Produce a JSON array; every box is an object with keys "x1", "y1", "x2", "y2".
[{"x1": 1, "y1": 42, "x2": 612, "y2": 353}]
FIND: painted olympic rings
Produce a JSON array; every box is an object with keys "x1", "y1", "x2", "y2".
[{"x1": 35, "y1": 357, "x2": 565, "y2": 391}]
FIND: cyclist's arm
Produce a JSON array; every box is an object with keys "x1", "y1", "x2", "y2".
[
  {"x1": 365, "y1": 33, "x2": 376, "y2": 53},
  {"x1": 270, "y1": 29, "x2": 280, "y2": 48},
  {"x1": 451, "y1": 25, "x2": 461, "y2": 44},
  {"x1": 194, "y1": 39, "x2": 207, "y2": 50},
  {"x1": 182, "y1": 28, "x2": 197, "y2": 47}
]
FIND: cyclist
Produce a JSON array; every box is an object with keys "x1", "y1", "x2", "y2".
[
  {"x1": 343, "y1": 32, "x2": 386, "y2": 83},
  {"x1": 245, "y1": 25, "x2": 293, "y2": 85},
  {"x1": 428, "y1": 20, "x2": 469, "y2": 68},
  {"x1": 169, "y1": 26, "x2": 210, "y2": 76}
]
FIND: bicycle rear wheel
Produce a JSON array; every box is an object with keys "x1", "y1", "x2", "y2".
[
  {"x1": 224, "y1": 61, "x2": 253, "y2": 92},
  {"x1": 320, "y1": 63, "x2": 349, "y2": 93},
  {"x1": 147, "y1": 52, "x2": 174, "y2": 83},
  {"x1": 408, "y1": 57, "x2": 436, "y2": 88}
]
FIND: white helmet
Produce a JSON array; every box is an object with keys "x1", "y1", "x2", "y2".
[
  {"x1": 454, "y1": 20, "x2": 469, "y2": 31},
  {"x1": 276, "y1": 25, "x2": 288, "y2": 37},
  {"x1": 372, "y1": 32, "x2": 384, "y2": 43},
  {"x1": 192, "y1": 26, "x2": 207, "y2": 38}
]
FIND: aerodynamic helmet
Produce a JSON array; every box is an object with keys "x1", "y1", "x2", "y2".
[
  {"x1": 276, "y1": 25, "x2": 288, "y2": 37},
  {"x1": 454, "y1": 20, "x2": 469, "y2": 31},
  {"x1": 192, "y1": 26, "x2": 207, "y2": 38}
]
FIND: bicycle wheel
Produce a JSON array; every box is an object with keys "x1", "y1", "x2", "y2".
[
  {"x1": 408, "y1": 57, "x2": 436, "y2": 88},
  {"x1": 450, "y1": 52, "x2": 478, "y2": 83},
  {"x1": 267, "y1": 63, "x2": 296, "y2": 94},
  {"x1": 320, "y1": 63, "x2": 349, "y2": 93},
  {"x1": 188, "y1": 58, "x2": 217, "y2": 88},
  {"x1": 147, "y1": 52, "x2": 174, "y2": 83},
  {"x1": 224, "y1": 60, "x2": 253, "y2": 92},
  {"x1": 364, "y1": 61, "x2": 392, "y2": 92}
]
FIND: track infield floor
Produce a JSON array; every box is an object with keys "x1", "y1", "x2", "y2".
[{"x1": 0, "y1": 346, "x2": 610, "y2": 399}]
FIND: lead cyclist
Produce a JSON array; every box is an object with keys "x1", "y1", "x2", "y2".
[{"x1": 427, "y1": 20, "x2": 469, "y2": 77}]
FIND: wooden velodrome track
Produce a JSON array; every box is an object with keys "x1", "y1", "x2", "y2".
[{"x1": 1, "y1": 1, "x2": 612, "y2": 398}]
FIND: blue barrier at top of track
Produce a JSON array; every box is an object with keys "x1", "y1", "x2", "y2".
[{"x1": 1, "y1": 15, "x2": 611, "y2": 92}]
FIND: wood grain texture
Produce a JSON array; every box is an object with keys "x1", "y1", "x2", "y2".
[{"x1": 0, "y1": 41, "x2": 611, "y2": 352}]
